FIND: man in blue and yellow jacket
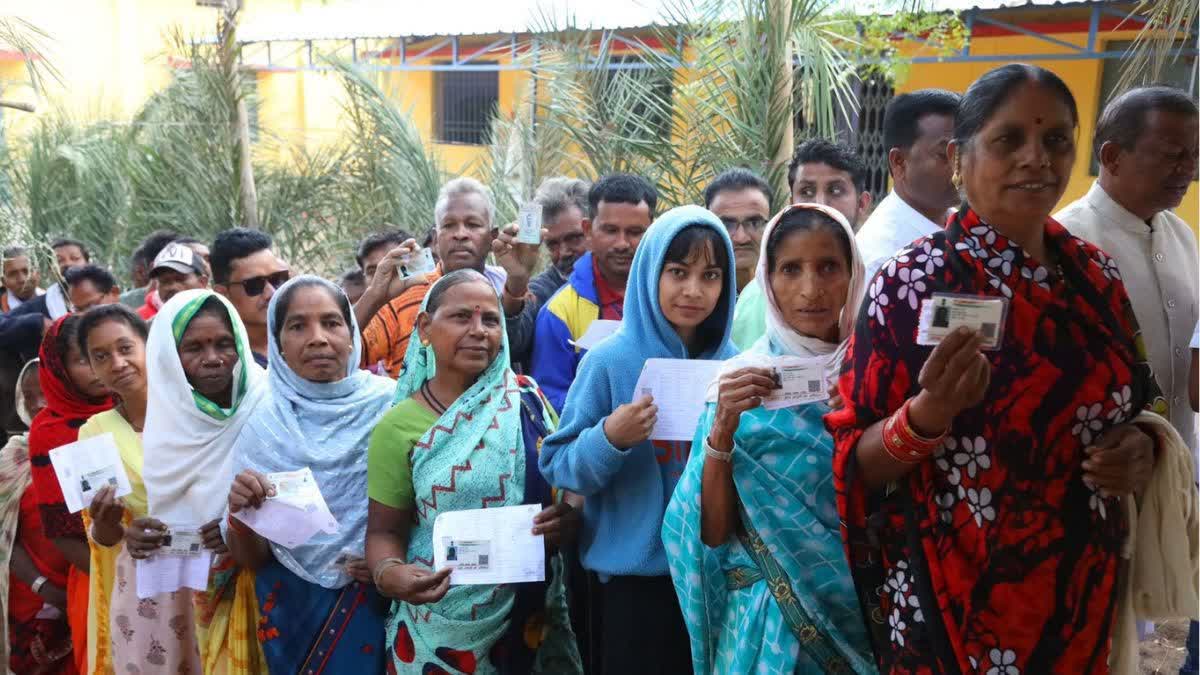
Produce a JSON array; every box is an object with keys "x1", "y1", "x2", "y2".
[{"x1": 531, "y1": 174, "x2": 657, "y2": 412}]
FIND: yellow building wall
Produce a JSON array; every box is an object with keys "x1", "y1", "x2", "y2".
[{"x1": 896, "y1": 30, "x2": 1199, "y2": 228}]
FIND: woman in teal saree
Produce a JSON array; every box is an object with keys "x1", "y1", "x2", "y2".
[{"x1": 663, "y1": 203, "x2": 877, "y2": 674}]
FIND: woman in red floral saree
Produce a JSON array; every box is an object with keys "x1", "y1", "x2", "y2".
[{"x1": 828, "y1": 64, "x2": 1165, "y2": 675}]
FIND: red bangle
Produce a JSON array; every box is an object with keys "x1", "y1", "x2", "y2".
[{"x1": 882, "y1": 399, "x2": 946, "y2": 464}]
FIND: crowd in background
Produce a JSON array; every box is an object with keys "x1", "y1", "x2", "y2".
[{"x1": 0, "y1": 62, "x2": 1197, "y2": 675}]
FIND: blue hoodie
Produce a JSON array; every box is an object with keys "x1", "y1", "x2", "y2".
[{"x1": 538, "y1": 205, "x2": 739, "y2": 578}]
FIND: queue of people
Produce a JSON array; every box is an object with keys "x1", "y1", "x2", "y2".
[{"x1": 0, "y1": 64, "x2": 1196, "y2": 675}]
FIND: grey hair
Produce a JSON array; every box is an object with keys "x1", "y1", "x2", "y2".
[
  {"x1": 535, "y1": 177, "x2": 591, "y2": 223},
  {"x1": 433, "y1": 177, "x2": 496, "y2": 229},
  {"x1": 2, "y1": 245, "x2": 29, "y2": 260}
]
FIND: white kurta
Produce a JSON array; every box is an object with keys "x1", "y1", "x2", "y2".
[
  {"x1": 1057, "y1": 181, "x2": 1199, "y2": 456},
  {"x1": 856, "y1": 191, "x2": 945, "y2": 283}
]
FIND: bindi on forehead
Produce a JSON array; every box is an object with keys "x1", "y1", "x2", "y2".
[{"x1": 1035, "y1": 117, "x2": 1043, "y2": 125}]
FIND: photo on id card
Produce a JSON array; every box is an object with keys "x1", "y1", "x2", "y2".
[
  {"x1": 917, "y1": 292, "x2": 1009, "y2": 351},
  {"x1": 441, "y1": 538, "x2": 490, "y2": 571}
]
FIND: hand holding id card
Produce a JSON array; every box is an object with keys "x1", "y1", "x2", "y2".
[
  {"x1": 49, "y1": 434, "x2": 134, "y2": 513},
  {"x1": 516, "y1": 203, "x2": 543, "y2": 245},
  {"x1": 917, "y1": 293, "x2": 1008, "y2": 350},
  {"x1": 400, "y1": 248, "x2": 436, "y2": 278}
]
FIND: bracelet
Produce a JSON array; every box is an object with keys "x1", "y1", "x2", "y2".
[
  {"x1": 704, "y1": 437, "x2": 733, "y2": 463},
  {"x1": 30, "y1": 575, "x2": 48, "y2": 594},
  {"x1": 882, "y1": 399, "x2": 946, "y2": 464},
  {"x1": 372, "y1": 557, "x2": 406, "y2": 587}
]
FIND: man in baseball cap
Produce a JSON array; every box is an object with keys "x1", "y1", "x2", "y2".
[{"x1": 150, "y1": 241, "x2": 210, "y2": 306}]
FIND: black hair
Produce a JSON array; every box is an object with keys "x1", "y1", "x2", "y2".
[
  {"x1": 64, "y1": 265, "x2": 118, "y2": 294},
  {"x1": 271, "y1": 279, "x2": 353, "y2": 345},
  {"x1": 1094, "y1": 84, "x2": 1198, "y2": 160},
  {"x1": 661, "y1": 224, "x2": 732, "y2": 357},
  {"x1": 883, "y1": 89, "x2": 960, "y2": 152},
  {"x1": 703, "y1": 168, "x2": 773, "y2": 211},
  {"x1": 788, "y1": 139, "x2": 868, "y2": 193},
  {"x1": 76, "y1": 304, "x2": 149, "y2": 359},
  {"x1": 132, "y1": 229, "x2": 180, "y2": 268},
  {"x1": 210, "y1": 228, "x2": 274, "y2": 284},
  {"x1": 184, "y1": 296, "x2": 235, "y2": 338},
  {"x1": 424, "y1": 269, "x2": 493, "y2": 316},
  {"x1": 356, "y1": 229, "x2": 413, "y2": 270},
  {"x1": 766, "y1": 208, "x2": 853, "y2": 273},
  {"x1": 588, "y1": 174, "x2": 659, "y2": 220},
  {"x1": 954, "y1": 64, "x2": 1078, "y2": 149},
  {"x1": 56, "y1": 314, "x2": 84, "y2": 360},
  {"x1": 339, "y1": 269, "x2": 365, "y2": 285},
  {"x1": 2, "y1": 245, "x2": 29, "y2": 260},
  {"x1": 173, "y1": 236, "x2": 203, "y2": 246},
  {"x1": 50, "y1": 238, "x2": 90, "y2": 263}
]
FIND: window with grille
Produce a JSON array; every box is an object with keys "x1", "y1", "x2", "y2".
[
  {"x1": 1091, "y1": 41, "x2": 1197, "y2": 175},
  {"x1": 605, "y1": 54, "x2": 674, "y2": 140},
  {"x1": 434, "y1": 63, "x2": 499, "y2": 145},
  {"x1": 854, "y1": 75, "x2": 895, "y2": 198}
]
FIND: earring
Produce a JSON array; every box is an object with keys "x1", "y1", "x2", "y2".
[{"x1": 951, "y1": 167, "x2": 962, "y2": 190}]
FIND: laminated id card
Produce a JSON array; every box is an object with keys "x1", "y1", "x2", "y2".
[
  {"x1": 160, "y1": 527, "x2": 205, "y2": 557},
  {"x1": 762, "y1": 356, "x2": 827, "y2": 410},
  {"x1": 917, "y1": 293, "x2": 1008, "y2": 351},
  {"x1": 516, "y1": 203, "x2": 543, "y2": 245},
  {"x1": 400, "y1": 248, "x2": 436, "y2": 278},
  {"x1": 441, "y1": 538, "x2": 491, "y2": 571}
]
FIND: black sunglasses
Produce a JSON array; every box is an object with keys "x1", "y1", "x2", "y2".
[{"x1": 230, "y1": 270, "x2": 290, "y2": 297}]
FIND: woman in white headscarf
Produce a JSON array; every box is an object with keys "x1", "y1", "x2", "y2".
[
  {"x1": 137, "y1": 290, "x2": 268, "y2": 674},
  {"x1": 662, "y1": 203, "x2": 876, "y2": 674}
]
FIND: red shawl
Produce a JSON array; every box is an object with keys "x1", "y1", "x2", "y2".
[
  {"x1": 828, "y1": 205, "x2": 1165, "y2": 674},
  {"x1": 27, "y1": 316, "x2": 112, "y2": 539}
]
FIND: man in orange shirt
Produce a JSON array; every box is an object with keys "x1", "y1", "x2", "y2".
[{"x1": 358, "y1": 178, "x2": 505, "y2": 377}]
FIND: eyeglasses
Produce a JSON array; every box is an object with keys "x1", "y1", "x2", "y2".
[
  {"x1": 721, "y1": 217, "x2": 767, "y2": 233},
  {"x1": 230, "y1": 270, "x2": 290, "y2": 297}
]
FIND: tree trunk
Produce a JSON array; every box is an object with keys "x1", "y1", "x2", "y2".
[
  {"x1": 221, "y1": 0, "x2": 258, "y2": 228},
  {"x1": 768, "y1": 0, "x2": 794, "y2": 200}
]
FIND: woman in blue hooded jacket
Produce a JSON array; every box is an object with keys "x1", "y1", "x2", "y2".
[{"x1": 538, "y1": 205, "x2": 739, "y2": 675}]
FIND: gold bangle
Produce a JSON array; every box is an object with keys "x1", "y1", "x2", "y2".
[{"x1": 371, "y1": 557, "x2": 406, "y2": 587}]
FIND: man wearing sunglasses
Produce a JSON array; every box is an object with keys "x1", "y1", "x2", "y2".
[{"x1": 211, "y1": 228, "x2": 290, "y2": 368}]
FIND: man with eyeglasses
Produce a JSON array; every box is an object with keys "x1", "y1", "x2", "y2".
[
  {"x1": 704, "y1": 168, "x2": 772, "y2": 293},
  {"x1": 211, "y1": 228, "x2": 290, "y2": 368},
  {"x1": 492, "y1": 177, "x2": 591, "y2": 372}
]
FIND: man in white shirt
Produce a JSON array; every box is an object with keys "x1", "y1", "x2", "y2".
[
  {"x1": 1057, "y1": 85, "x2": 1198, "y2": 462},
  {"x1": 856, "y1": 89, "x2": 961, "y2": 282}
]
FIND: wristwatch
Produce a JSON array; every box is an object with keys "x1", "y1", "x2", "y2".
[
  {"x1": 31, "y1": 575, "x2": 48, "y2": 594},
  {"x1": 704, "y1": 437, "x2": 733, "y2": 463}
]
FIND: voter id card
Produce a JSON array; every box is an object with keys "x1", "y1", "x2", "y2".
[
  {"x1": 917, "y1": 293, "x2": 1008, "y2": 351},
  {"x1": 267, "y1": 468, "x2": 318, "y2": 501},
  {"x1": 79, "y1": 465, "x2": 119, "y2": 505},
  {"x1": 516, "y1": 203, "x2": 543, "y2": 245},
  {"x1": 400, "y1": 248, "x2": 436, "y2": 278},
  {"x1": 160, "y1": 527, "x2": 205, "y2": 557},
  {"x1": 441, "y1": 538, "x2": 491, "y2": 571},
  {"x1": 762, "y1": 357, "x2": 827, "y2": 410}
]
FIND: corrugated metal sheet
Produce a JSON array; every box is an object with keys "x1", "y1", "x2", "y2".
[{"x1": 233, "y1": 0, "x2": 666, "y2": 43}]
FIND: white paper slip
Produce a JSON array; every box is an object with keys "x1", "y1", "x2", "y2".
[
  {"x1": 432, "y1": 503, "x2": 544, "y2": 586},
  {"x1": 233, "y1": 468, "x2": 340, "y2": 549},
  {"x1": 135, "y1": 551, "x2": 212, "y2": 599},
  {"x1": 917, "y1": 293, "x2": 1008, "y2": 351},
  {"x1": 762, "y1": 356, "x2": 828, "y2": 410},
  {"x1": 49, "y1": 434, "x2": 133, "y2": 514},
  {"x1": 401, "y1": 248, "x2": 436, "y2": 277},
  {"x1": 569, "y1": 319, "x2": 621, "y2": 351},
  {"x1": 633, "y1": 358, "x2": 725, "y2": 441},
  {"x1": 516, "y1": 203, "x2": 543, "y2": 245}
]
